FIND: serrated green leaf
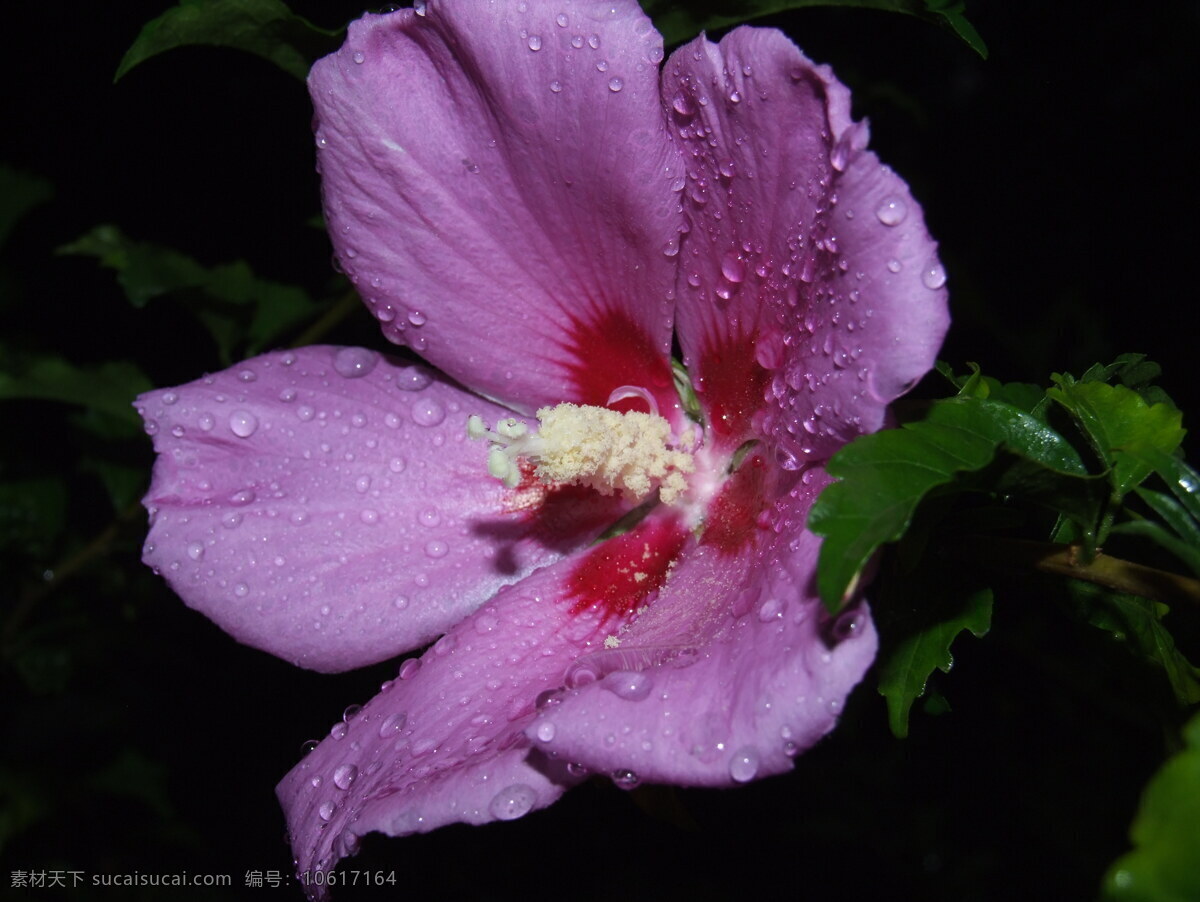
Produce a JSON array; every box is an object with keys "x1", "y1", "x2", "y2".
[
  {"x1": 809, "y1": 397, "x2": 1089, "y2": 607},
  {"x1": 1048, "y1": 380, "x2": 1186, "y2": 498},
  {"x1": 59, "y1": 224, "x2": 206, "y2": 308},
  {"x1": 0, "y1": 165, "x2": 53, "y2": 249},
  {"x1": 1080, "y1": 353, "x2": 1171, "y2": 407},
  {"x1": 0, "y1": 357, "x2": 150, "y2": 427},
  {"x1": 642, "y1": 0, "x2": 986, "y2": 56},
  {"x1": 115, "y1": 0, "x2": 341, "y2": 83},
  {"x1": 60, "y1": 225, "x2": 321, "y2": 363},
  {"x1": 1104, "y1": 712, "x2": 1200, "y2": 902},
  {"x1": 1067, "y1": 583, "x2": 1200, "y2": 707},
  {"x1": 877, "y1": 586, "x2": 992, "y2": 738}
]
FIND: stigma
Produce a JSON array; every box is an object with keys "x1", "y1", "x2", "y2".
[{"x1": 468, "y1": 403, "x2": 695, "y2": 504}]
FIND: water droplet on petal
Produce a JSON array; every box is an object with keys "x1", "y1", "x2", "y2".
[
  {"x1": 379, "y1": 712, "x2": 408, "y2": 737},
  {"x1": 535, "y1": 721, "x2": 556, "y2": 742},
  {"x1": 886, "y1": 259, "x2": 903, "y2": 274},
  {"x1": 318, "y1": 801, "x2": 335, "y2": 821},
  {"x1": 555, "y1": 13, "x2": 568, "y2": 27},
  {"x1": 352, "y1": 50, "x2": 365, "y2": 64},
  {"x1": 527, "y1": 34, "x2": 542, "y2": 50},
  {"x1": 333, "y1": 763, "x2": 358, "y2": 790},
  {"x1": 229, "y1": 410, "x2": 258, "y2": 438},
  {"x1": 550, "y1": 80, "x2": 563, "y2": 93},
  {"x1": 721, "y1": 251, "x2": 745, "y2": 283},
  {"x1": 488, "y1": 784, "x2": 537, "y2": 821},
  {"x1": 333, "y1": 347, "x2": 378, "y2": 378},
  {"x1": 921, "y1": 261, "x2": 947, "y2": 290},
  {"x1": 607, "y1": 77, "x2": 624, "y2": 93},
  {"x1": 729, "y1": 747, "x2": 759, "y2": 782},
  {"x1": 602, "y1": 670, "x2": 653, "y2": 701},
  {"x1": 396, "y1": 367, "x2": 433, "y2": 392},
  {"x1": 399, "y1": 658, "x2": 421, "y2": 680},
  {"x1": 411, "y1": 399, "x2": 445, "y2": 426},
  {"x1": 424, "y1": 540, "x2": 448, "y2": 559},
  {"x1": 186, "y1": 542, "x2": 205, "y2": 561},
  {"x1": 874, "y1": 196, "x2": 908, "y2": 226},
  {"x1": 612, "y1": 769, "x2": 640, "y2": 789}
]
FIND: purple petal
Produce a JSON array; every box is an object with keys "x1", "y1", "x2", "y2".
[
  {"x1": 309, "y1": 2, "x2": 685, "y2": 416},
  {"x1": 526, "y1": 467, "x2": 876, "y2": 785},
  {"x1": 277, "y1": 555, "x2": 622, "y2": 891},
  {"x1": 137, "y1": 347, "x2": 618, "y2": 672},
  {"x1": 663, "y1": 29, "x2": 948, "y2": 459}
]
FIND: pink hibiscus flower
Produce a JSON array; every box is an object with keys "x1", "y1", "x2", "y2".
[{"x1": 137, "y1": 0, "x2": 947, "y2": 890}]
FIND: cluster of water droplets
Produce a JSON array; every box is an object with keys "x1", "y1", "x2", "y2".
[{"x1": 136, "y1": 348, "x2": 523, "y2": 665}]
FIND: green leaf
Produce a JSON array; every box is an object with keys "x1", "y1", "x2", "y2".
[
  {"x1": 1104, "y1": 712, "x2": 1200, "y2": 902},
  {"x1": 0, "y1": 356, "x2": 151, "y2": 428},
  {"x1": 115, "y1": 0, "x2": 341, "y2": 82},
  {"x1": 1109, "y1": 519, "x2": 1200, "y2": 580},
  {"x1": 1067, "y1": 582, "x2": 1200, "y2": 707},
  {"x1": 1127, "y1": 447, "x2": 1200, "y2": 527},
  {"x1": 877, "y1": 586, "x2": 992, "y2": 738},
  {"x1": 642, "y1": 0, "x2": 986, "y2": 57},
  {"x1": 60, "y1": 225, "x2": 321, "y2": 363},
  {"x1": 1048, "y1": 380, "x2": 1186, "y2": 498},
  {"x1": 0, "y1": 478, "x2": 68, "y2": 556},
  {"x1": 809, "y1": 396, "x2": 1089, "y2": 607},
  {"x1": 1080, "y1": 353, "x2": 1172, "y2": 408},
  {"x1": 0, "y1": 165, "x2": 53, "y2": 249}
]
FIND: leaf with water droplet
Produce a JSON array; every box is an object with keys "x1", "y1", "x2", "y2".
[
  {"x1": 809, "y1": 397, "x2": 1095, "y2": 609},
  {"x1": 1047, "y1": 379, "x2": 1185, "y2": 499},
  {"x1": 1104, "y1": 710, "x2": 1200, "y2": 902}
]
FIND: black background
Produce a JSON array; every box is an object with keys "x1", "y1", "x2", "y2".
[{"x1": 3, "y1": 2, "x2": 1196, "y2": 899}]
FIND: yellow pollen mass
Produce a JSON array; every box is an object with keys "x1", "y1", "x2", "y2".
[{"x1": 468, "y1": 403, "x2": 695, "y2": 504}]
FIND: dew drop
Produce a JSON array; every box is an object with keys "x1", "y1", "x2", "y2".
[
  {"x1": 197, "y1": 413, "x2": 215, "y2": 431},
  {"x1": 411, "y1": 399, "x2": 445, "y2": 426},
  {"x1": 407, "y1": 310, "x2": 427, "y2": 326},
  {"x1": 488, "y1": 784, "x2": 537, "y2": 821},
  {"x1": 586, "y1": 34, "x2": 600, "y2": 49},
  {"x1": 394, "y1": 595, "x2": 409, "y2": 610},
  {"x1": 550, "y1": 80, "x2": 563, "y2": 93},
  {"x1": 379, "y1": 712, "x2": 408, "y2": 737},
  {"x1": 333, "y1": 763, "x2": 359, "y2": 790},
  {"x1": 399, "y1": 658, "x2": 422, "y2": 680},
  {"x1": 921, "y1": 261, "x2": 947, "y2": 290},
  {"x1": 886, "y1": 259, "x2": 903, "y2": 274},
  {"x1": 352, "y1": 50, "x2": 365, "y2": 64},
  {"x1": 186, "y1": 542, "x2": 205, "y2": 562},
  {"x1": 535, "y1": 721, "x2": 556, "y2": 742},
  {"x1": 607, "y1": 77, "x2": 623, "y2": 93},
  {"x1": 318, "y1": 801, "x2": 335, "y2": 822},
  {"x1": 527, "y1": 34, "x2": 542, "y2": 51},
  {"x1": 874, "y1": 196, "x2": 908, "y2": 226},
  {"x1": 729, "y1": 747, "x2": 759, "y2": 783},
  {"x1": 602, "y1": 670, "x2": 653, "y2": 701},
  {"x1": 396, "y1": 367, "x2": 433, "y2": 392},
  {"x1": 611, "y1": 769, "x2": 640, "y2": 789},
  {"x1": 229, "y1": 410, "x2": 258, "y2": 438},
  {"x1": 333, "y1": 347, "x2": 378, "y2": 378},
  {"x1": 424, "y1": 540, "x2": 448, "y2": 559},
  {"x1": 721, "y1": 251, "x2": 746, "y2": 283},
  {"x1": 555, "y1": 13, "x2": 568, "y2": 27}
]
